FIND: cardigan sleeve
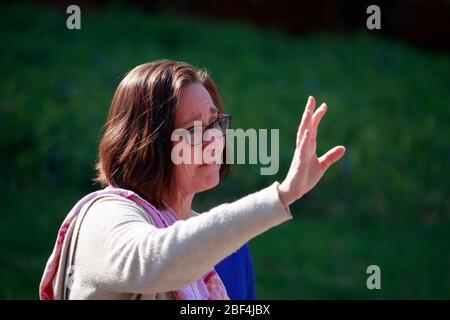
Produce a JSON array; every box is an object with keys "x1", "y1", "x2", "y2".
[{"x1": 72, "y1": 182, "x2": 292, "y2": 294}]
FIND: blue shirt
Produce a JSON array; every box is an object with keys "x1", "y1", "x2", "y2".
[{"x1": 214, "y1": 243, "x2": 256, "y2": 300}]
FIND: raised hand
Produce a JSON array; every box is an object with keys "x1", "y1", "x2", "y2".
[{"x1": 277, "y1": 96, "x2": 346, "y2": 207}]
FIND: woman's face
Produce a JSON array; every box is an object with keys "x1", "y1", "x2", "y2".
[{"x1": 171, "y1": 82, "x2": 225, "y2": 195}]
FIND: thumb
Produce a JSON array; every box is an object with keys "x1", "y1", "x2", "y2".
[{"x1": 319, "y1": 146, "x2": 346, "y2": 172}]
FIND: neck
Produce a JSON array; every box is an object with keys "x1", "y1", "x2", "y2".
[{"x1": 162, "y1": 189, "x2": 194, "y2": 220}]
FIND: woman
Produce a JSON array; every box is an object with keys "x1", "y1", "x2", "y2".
[{"x1": 40, "y1": 59, "x2": 345, "y2": 300}]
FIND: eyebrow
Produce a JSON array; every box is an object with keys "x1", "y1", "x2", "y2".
[{"x1": 181, "y1": 106, "x2": 218, "y2": 127}]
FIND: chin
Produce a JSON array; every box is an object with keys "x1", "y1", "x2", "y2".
[
  {"x1": 196, "y1": 165, "x2": 221, "y2": 192},
  {"x1": 202, "y1": 174, "x2": 221, "y2": 191}
]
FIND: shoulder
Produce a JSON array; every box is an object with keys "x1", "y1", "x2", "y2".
[{"x1": 80, "y1": 194, "x2": 155, "y2": 228}]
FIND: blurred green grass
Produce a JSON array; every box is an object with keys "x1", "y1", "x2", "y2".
[{"x1": 0, "y1": 3, "x2": 449, "y2": 299}]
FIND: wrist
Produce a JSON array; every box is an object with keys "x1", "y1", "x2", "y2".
[{"x1": 277, "y1": 182, "x2": 293, "y2": 207}]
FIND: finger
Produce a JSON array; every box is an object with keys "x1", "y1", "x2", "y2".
[
  {"x1": 296, "y1": 96, "x2": 315, "y2": 146},
  {"x1": 311, "y1": 103, "x2": 327, "y2": 141},
  {"x1": 299, "y1": 129, "x2": 311, "y2": 161},
  {"x1": 319, "y1": 146, "x2": 346, "y2": 171},
  {"x1": 305, "y1": 95, "x2": 316, "y2": 115}
]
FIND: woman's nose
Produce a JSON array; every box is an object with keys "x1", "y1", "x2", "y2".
[{"x1": 202, "y1": 129, "x2": 225, "y2": 151}]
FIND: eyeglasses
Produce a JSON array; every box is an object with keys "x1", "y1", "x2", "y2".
[{"x1": 184, "y1": 114, "x2": 231, "y2": 146}]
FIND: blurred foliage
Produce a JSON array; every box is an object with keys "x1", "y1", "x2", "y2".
[{"x1": 0, "y1": 3, "x2": 449, "y2": 299}]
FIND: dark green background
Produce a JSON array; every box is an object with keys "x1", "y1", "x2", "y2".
[{"x1": 1, "y1": 3, "x2": 449, "y2": 299}]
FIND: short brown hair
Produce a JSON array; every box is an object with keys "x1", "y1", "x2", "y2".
[{"x1": 94, "y1": 59, "x2": 229, "y2": 208}]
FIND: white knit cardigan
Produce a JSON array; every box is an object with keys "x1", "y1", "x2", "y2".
[{"x1": 54, "y1": 182, "x2": 292, "y2": 299}]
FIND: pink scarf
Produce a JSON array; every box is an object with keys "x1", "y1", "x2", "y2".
[{"x1": 39, "y1": 186, "x2": 229, "y2": 300}]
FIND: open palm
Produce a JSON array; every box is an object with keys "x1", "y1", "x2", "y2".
[{"x1": 278, "y1": 96, "x2": 346, "y2": 207}]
